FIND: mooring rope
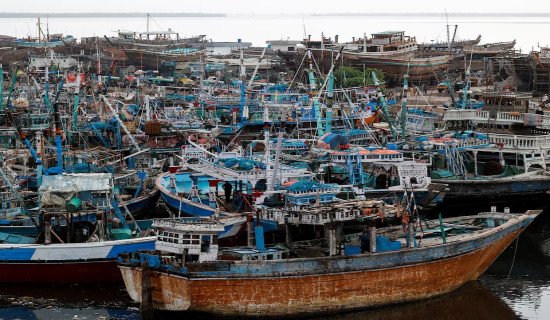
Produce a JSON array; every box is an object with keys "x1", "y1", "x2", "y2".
[{"x1": 503, "y1": 236, "x2": 519, "y2": 283}]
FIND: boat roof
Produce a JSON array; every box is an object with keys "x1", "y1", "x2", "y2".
[
  {"x1": 372, "y1": 31, "x2": 405, "y2": 36},
  {"x1": 39, "y1": 173, "x2": 112, "y2": 192}
]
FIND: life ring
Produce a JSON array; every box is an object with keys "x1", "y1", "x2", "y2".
[
  {"x1": 67, "y1": 73, "x2": 77, "y2": 82},
  {"x1": 495, "y1": 142, "x2": 504, "y2": 149}
]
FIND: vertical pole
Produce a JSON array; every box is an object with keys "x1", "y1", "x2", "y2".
[
  {"x1": 72, "y1": 76, "x2": 80, "y2": 144},
  {"x1": 368, "y1": 222, "x2": 376, "y2": 253},
  {"x1": 401, "y1": 60, "x2": 410, "y2": 139},
  {"x1": 0, "y1": 65, "x2": 3, "y2": 113},
  {"x1": 329, "y1": 225, "x2": 337, "y2": 256},
  {"x1": 473, "y1": 150, "x2": 478, "y2": 177},
  {"x1": 140, "y1": 260, "x2": 153, "y2": 320},
  {"x1": 247, "y1": 214, "x2": 254, "y2": 247},
  {"x1": 44, "y1": 214, "x2": 51, "y2": 244},
  {"x1": 407, "y1": 221, "x2": 415, "y2": 248},
  {"x1": 438, "y1": 213, "x2": 447, "y2": 244},
  {"x1": 285, "y1": 217, "x2": 291, "y2": 247},
  {"x1": 36, "y1": 131, "x2": 43, "y2": 206},
  {"x1": 97, "y1": 219, "x2": 105, "y2": 241},
  {"x1": 269, "y1": 108, "x2": 286, "y2": 191}
]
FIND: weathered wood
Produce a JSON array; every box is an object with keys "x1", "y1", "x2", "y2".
[
  {"x1": 247, "y1": 218, "x2": 254, "y2": 247},
  {"x1": 368, "y1": 223, "x2": 377, "y2": 253},
  {"x1": 44, "y1": 215, "x2": 51, "y2": 245},
  {"x1": 140, "y1": 261, "x2": 153, "y2": 320},
  {"x1": 407, "y1": 222, "x2": 415, "y2": 248}
]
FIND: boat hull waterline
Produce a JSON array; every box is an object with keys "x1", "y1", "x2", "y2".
[{"x1": 119, "y1": 213, "x2": 535, "y2": 316}]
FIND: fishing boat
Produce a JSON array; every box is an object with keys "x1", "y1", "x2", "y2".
[
  {"x1": 118, "y1": 205, "x2": 540, "y2": 317},
  {"x1": 463, "y1": 40, "x2": 516, "y2": 58},
  {"x1": 0, "y1": 173, "x2": 156, "y2": 284},
  {"x1": 281, "y1": 31, "x2": 453, "y2": 82},
  {"x1": 124, "y1": 48, "x2": 204, "y2": 70}
]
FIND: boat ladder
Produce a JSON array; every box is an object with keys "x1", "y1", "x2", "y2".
[
  {"x1": 444, "y1": 144, "x2": 467, "y2": 179},
  {"x1": 346, "y1": 154, "x2": 364, "y2": 185}
]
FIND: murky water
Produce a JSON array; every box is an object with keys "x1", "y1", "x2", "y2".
[{"x1": 1, "y1": 210, "x2": 549, "y2": 320}]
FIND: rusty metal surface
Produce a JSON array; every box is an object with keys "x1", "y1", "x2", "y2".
[{"x1": 120, "y1": 230, "x2": 520, "y2": 316}]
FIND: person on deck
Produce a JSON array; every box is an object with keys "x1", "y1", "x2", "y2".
[{"x1": 223, "y1": 182, "x2": 233, "y2": 203}]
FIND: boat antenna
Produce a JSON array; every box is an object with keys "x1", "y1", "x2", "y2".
[
  {"x1": 146, "y1": 13, "x2": 150, "y2": 38},
  {"x1": 445, "y1": 10, "x2": 451, "y2": 52},
  {"x1": 401, "y1": 57, "x2": 411, "y2": 139},
  {"x1": 46, "y1": 15, "x2": 50, "y2": 42}
]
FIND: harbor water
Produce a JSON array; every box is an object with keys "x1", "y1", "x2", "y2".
[
  {"x1": 1, "y1": 205, "x2": 550, "y2": 320},
  {"x1": 1, "y1": 12, "x2": 550, "y2": 320}
]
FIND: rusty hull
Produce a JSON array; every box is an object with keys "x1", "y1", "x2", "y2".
[{"x1": 119, "y1": 228, "x2": 520, "y2": 317}]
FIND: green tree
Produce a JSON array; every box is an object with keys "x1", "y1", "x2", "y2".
[{"x1": 333, "y1": 66, "x2": 384, "y2": 88}]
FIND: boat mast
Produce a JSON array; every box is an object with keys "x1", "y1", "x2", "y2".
[
  {"x1": 146, "y1": 13, "x2": 150, "y2": 39},
  {"x1": 324, "y1": 50, "x2": 335, "y2": 133},
  {"x1": 445, "y1": 11, "x2": 450, "y2": 52},
  {"x1": 46, "y1": 15, "x2": 50, "y2": 42},
  {"x1": 306, "y1": 50, "x2": 323, "y2": 138},
  {"x1": 372, "y1": 72, "x2": 397, "y2": 141},
  {"x1": 269, "y1": 108, "x2": 287, "y2": 191},
  {"x1": 0, "y1": 65, "x2": 3, "y2": 113},
  {"x1": 38, "y1": 17, "x2": 41, "y2": 43},
  {"x1": 401, "y1": 59, "x2": 410, "y2": 139},
  {"x1": 248, "y1": 47, "x2": 267, "y2": 88},
  {"x1": 72, "y1": 68, "x2": 81, "y2": 144}
]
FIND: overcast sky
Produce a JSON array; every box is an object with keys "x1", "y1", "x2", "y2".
[{"x1": 2, "y1": 0, "x2": 550, "y2": 14}]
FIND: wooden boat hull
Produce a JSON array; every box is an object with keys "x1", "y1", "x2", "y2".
[
  {"x1": 433, "y1": 174, "x2": 550, "y2": 203},
  {"x1": 125, "y1": 49, "x2": 203, "y2": 69},
  {"x1": 119, "y1": 213, "x2": 535, "y2": 316},
  {"x1": 0, "y1": 260, "x2": 122, "y2": 283},
  {"x1": 357, "y1": 55, "x2": 452, "y2": 82},
  {"x1": 280, "y1": 50, "x2": 452, "y2": 82},
  {"x1": 0, "y1": 237, "x2": 156, "y2": 283}
]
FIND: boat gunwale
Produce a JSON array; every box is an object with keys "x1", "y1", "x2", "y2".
[{"x1": 119, "y1": 212, "x2": 536, "y2": 279}]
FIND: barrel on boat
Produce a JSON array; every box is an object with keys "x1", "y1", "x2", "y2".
[{"x1": 65, "y1": 197, "x2": 82, "y2": 213}]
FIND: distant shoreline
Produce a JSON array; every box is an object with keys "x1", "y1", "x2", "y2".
[
  {"x1": 0, "y1": 13, "x2": 226, "y2": 18},
  {"x1": 312, "y1": 13, "x2": 550, "y2": 17},
  {"x1": 1, "y1": 12, "x2": 550, "y2": 18}
]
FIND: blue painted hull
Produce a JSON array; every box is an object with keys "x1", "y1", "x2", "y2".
[{"x1": 160, "y1": 191, "x2": 215, "y2": 217}]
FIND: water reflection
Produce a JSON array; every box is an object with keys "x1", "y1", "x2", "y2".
[
  {"x1": 310, "y1": 281, "x2": 517, "y2": 320},
  {"x1": 0, "y1": 307, "x2": 138, "y2": 320}
]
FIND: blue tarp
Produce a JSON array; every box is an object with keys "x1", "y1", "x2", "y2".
[
  {"x1": 216, "y1": 158, "x2": 260, "y2": 171},
  {"x1": 285, "y1": 181, "x2": 335, "y2": 192}
]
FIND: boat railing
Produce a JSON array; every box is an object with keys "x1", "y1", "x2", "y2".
[
  {"x1": 286, "y1": 188, "x2": 339, "y2": 196},
  {"x1": 481, "y1": 91, "x2": 533, "y2": 99},
  {"x1": 261, "y1": 207, "x2": 368, "y2": 225},
  {"x1": 444, "y1": 109, "x2": 524, "y2": 124},
  {"x1": 153, "y1": 218, "x2": 225, "y2": 232},
  {"x1": 330, "y1": 153, "x2": 404, "y2": 163},
  {"x1": 444, "y1": 110, "x2": 489, "y2": 121},
  {"x1": 488, "y1": 133, "x2": 550, "y2": 149},
  {"x1": 497, "y1": 112, "x2": 523, "y2": 123}
]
